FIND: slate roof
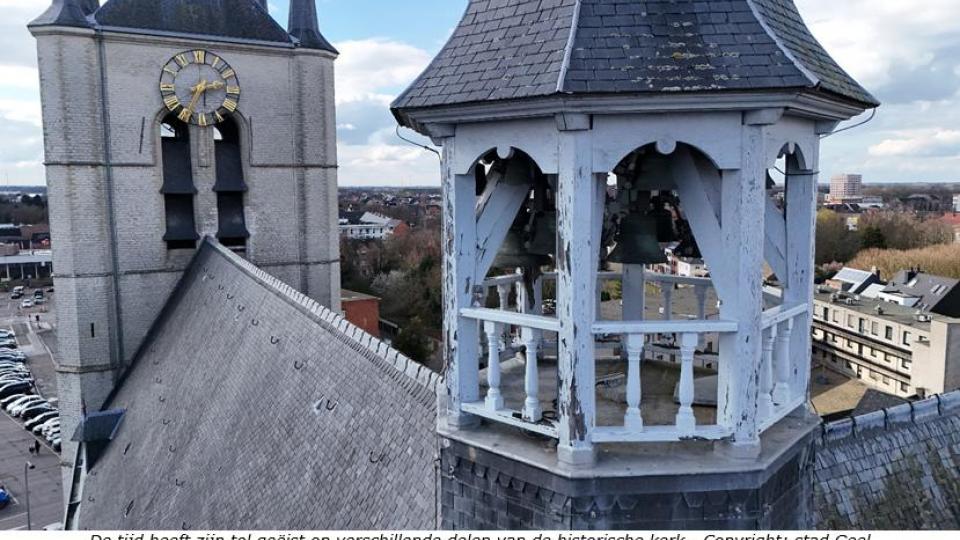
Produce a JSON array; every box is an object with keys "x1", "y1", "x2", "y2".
[
  {"x1": 73, "y1": 238, "x2": 439, "y2": 530},
  {"x1": 93, "y1": 0, "x2": 293, "y2": 44},
  {"x1": 392, "y1": 0, "x2": 878, "y2": 120},
  {"x1": 884, "y1": 270, "x2": 960, "y2": 317},
  {"x1": 815, "y1": 391, "x2": 960, "y2": 528},
  {"x1": 71, "y1": 409, "x2": 126, "y2": 443}
]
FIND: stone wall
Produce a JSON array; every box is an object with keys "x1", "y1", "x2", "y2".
[{"x1": 814, "y1": 391, "x2": 960, "y2": 529}]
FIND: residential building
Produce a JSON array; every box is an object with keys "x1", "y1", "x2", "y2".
[
  {"x1": 828, "y1": 173, "x2": 863, "y2": 203},
  {"x1": 339, "y1": 211, "x2": 406, "y2": 240},
  {"x1": 812, "y1": 290, "x2": 960, "y2": 398},
  {"x1": 881, "y1": 269, "x2": 960, "y2": 317},
  {"x1": 341, "y1": 289, "x2": 381, "y2": 338},
  {"x1": 826, "y1": 266, "x2": 882, "y2": 295}
]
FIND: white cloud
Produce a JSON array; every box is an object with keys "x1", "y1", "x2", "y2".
[
  {"x1": 869, "y1": 130, "x2": 960, "y2": 158},
  {"x1": 334, "y1": 38, "x2": 432, "y2": 105}
]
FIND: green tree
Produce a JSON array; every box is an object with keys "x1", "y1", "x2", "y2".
[
  {"x1": 815, "y1": 210, "x2": 859, "y2": 264},
  {"x1": 859, "y1": 226, "x2": 887, "y2": 250}
]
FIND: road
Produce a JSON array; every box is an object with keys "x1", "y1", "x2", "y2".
[{"x1": 0, "y1": 288, "x2": 62, "y2": 530}]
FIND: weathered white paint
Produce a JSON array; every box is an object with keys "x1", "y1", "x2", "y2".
[
  {"x1": 764, "y1": 197, "x2": 787, "y2": 281},
  {"x1": 624, "y1": 334, "x2": 644, "y2": 430},
  {"x1": 773, "y1": 318, "x2": 794, "y2": 406},
  {"x1": 661, "y1": 285, "x2": 674, "y2": 321},
  {"x1": 452, "y1": 118, "x2": 559, "y2": 175},
  {"x1": 461, "y1": 307, "x2": 560, "y2": 332},
  {"x1": 484, "y1": 321, "x2": 504, "y2": 411},
  {"x1": 442, "y1": 140, "x2": 480, "y2": 428},
  {"x1": 759, "y1": 325, "x2": 777, "y2": 421},
  {"x1": 676, "y1": 332, "x2": 699, "y2": 434},
  {"x1": 522, "y1": 327, "x2": 543, "y2": 422},
  {"x1": 475, "y1": 162, "x2": 533, "y2": 279},
  {"x1": 784, "y1": 156, "x2": 818, "y2": 405},
  {"x1": 555, "y1": 116, "x2": 598, "y2": 466}
]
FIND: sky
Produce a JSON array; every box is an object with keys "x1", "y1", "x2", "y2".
[{"x1": 1, "y1": 0, "x2": 960, "y2": 187}]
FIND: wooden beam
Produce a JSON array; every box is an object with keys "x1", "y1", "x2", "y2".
[
  {"x1": 765, "y1": 197, "x2": 787, "y2": 281},
  {"x1": 475, "y1": 159, "x2": 531, "y2": 279}
]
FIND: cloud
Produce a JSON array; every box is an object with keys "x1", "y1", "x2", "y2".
[
  {"x1": 334, "y1": 38, "x2": 432, "y2": 105},
  {"x1": 869, "y1": 130, "x2": 960, "y2": 158}
]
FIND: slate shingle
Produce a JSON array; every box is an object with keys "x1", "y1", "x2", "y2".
[{"x1": 392, "y1": 0, "x2": 878, "y2": 117}]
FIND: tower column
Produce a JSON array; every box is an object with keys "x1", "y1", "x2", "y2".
[
  {"x1": 440, "y1": 131, "x2": 480, "y2": 428},
  {"x1": 555, "y1": 114, "x2": 598, "y2": 466}
]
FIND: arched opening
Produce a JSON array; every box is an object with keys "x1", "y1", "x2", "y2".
[
  {"x1": 159, "y1": 114, "x2": 198, "y2": 249},
  {"x1": 213, "y1": 117, "x2": 249, "y2": 250}
]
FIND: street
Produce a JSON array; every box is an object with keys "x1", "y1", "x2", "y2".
[{"x1": 0, "y1": 288, "x2": 62, "y2": 530}]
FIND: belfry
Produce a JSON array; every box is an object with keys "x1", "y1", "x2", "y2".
[{"x1": 393, "y1": 0, "x2": 878, "y2": 529}]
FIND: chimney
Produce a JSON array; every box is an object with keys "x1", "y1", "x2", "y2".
[
  {"x1": 80, "y1": 0, "x2": 99, "y2": 15},
  {"x1": 288, "y1": 0, "x2": 336, "y2": 52}
]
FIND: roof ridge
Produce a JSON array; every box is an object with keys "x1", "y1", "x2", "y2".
[
  {"x1": 819, "y1": 390, "x2": 960, "y2": 444},
  {"x1": 203, "y1": 238, "x2": 442, "y2": 396},
  {"x1": 744, "y1": 0, "x2": 819, "y2": 88},
  {"x1": 556, "y1": 0, "x2": 582, "y2": 94}
]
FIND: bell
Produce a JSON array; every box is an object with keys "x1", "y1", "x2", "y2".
[
  {"x1": 526, "y1": 210, "x2": 556, "y2": 256},
  {"x1": 493, "y1": 228, "x2": 551, "y2": 269},
  {"x1": 674, "y1": 225, "x2": 702, "y2": 259},
  {"x1": 608, "y1": 213, "x2": 667, "y2": 265},
  {"x1": 650, "y1": 197, "x2": 677, "y2": 242}
]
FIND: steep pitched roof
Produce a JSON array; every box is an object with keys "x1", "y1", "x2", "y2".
[
  {"x1": 392, "y1": 0, "x2": 877, "y2": 119},
  {"x1": 73, "y1": 239, "x2": 439, "y2": 529},
  {"x1": 93, "y1": 0, "x2": 294, "y2": 45},
  {"x1": 29, "y1": 0, "x2": 92, "y2": 28},
  {"x1": 884, "y1": 271, "x2": 960, "y2": 316}
]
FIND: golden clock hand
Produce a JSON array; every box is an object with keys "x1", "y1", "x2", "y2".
[
  {"x1": 185, "y1": 80, "x2": 207, "y2": 114},
  {"x1": 206, "y1": 81, "x2": 225, "y2": 90}
]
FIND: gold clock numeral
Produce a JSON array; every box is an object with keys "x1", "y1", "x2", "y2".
[
  {"x1": 177, "y1": 108, "x2": 192, "y2": 122},
  {"x1": 164, "y1": 95, "x2": 180, "y2": 110},
  {"x1": 163, "y1": 66, "x2": 178, "y2": 76},
  {"x1": 198, "y1": 113, "x2": 208, "y2": 127},
  {"x1": 193, "y1": 50, "x2": 206, "y2": 63},
  {"x1": 159, "y1": 83, "x2": 175, "y2": 92},
  {"x1": 226, "y1": 86, "x2": 241, "y2": 95},
  {"x1": 210, "y1": 56, "x2": 221, "y2": 69},
  {"x1": 214, "y1": 111, "x2": 225, "y2": 123},
  {"x1": 175, "y1": 54, "x2": 190, "y2": 67},
  {"x1": 220, "y1": 68, "x2": 235, "y2": 80},
  {"x1": 222, "y1": 98, "x2": 238, "y2": 112}
]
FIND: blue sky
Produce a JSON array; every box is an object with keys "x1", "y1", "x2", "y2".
[{"x1": 2, "y1": 1, "x2": 960, "y2": 187}]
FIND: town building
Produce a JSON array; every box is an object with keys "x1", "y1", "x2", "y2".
[
  {"x1": 812, "y1": 290, "x2": 960, "y2": 399},
  {"x1": 339, "y1": 211, "x2": 406, "y2": 240},
  {"x1": 954, "y1": 194, "x2": 960, "y2": 213},
  {"x1": 880, "y1": 269, "x2": 960, "y2": 317},
  {"x1": 341, "y1": 289, "x2": 381, "y2": 337},
  {"x1": 828, "y1": 173, "x2": 863, "y2": 203},
  {"x1": 826, "y1": 267, "x2": 882, "y2": 295}
]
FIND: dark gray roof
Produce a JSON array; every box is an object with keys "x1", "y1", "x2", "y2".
[
  {"x1": 288, "y1": 0, "x2": 338, "y2": 53},
  {"x1": 93, "y1": 0, "x2": 292, "y2": 44},
  {"x1": 392, "y1": 0, "x2": 878, "y2": 118},
  {"x1": 815, "y1": 391, "x2": 960, "y2": 528},
  {"x1": 884, "y1": 270, "x2": 960, "y2": 317},
  {"x1": 75, "y1": 239, "x2": 439, "y2": 529},
  {"x1": 29, "y1": 0, "x2": 91, "y2": 28}
]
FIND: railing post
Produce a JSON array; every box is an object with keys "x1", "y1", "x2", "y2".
[
  {"x1": 676, "y1": 332, "x2": 697, "y2": 434},
  {"x1": 624, "y1": 334, "x2": 644, "y2": 430},
  {"x1": 522, "y1": 327, "x2": 542, "y2": 422},
  {"x1": 484, "y1": 321, "x2": 504, "y2": 411},
  {"x1": 661, "y1": 285, "x2": 673, "y2": 320},
  {"x1": 773, "y1": 318, "x2": 794, "y2": 406},
  {"x1": 759, "y1": 325, "x2": 777, "y2": 421}
]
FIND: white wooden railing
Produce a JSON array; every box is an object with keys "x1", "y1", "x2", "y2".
[{"x1": 466, "y1": 270, "x2": 809, "y2": 444}]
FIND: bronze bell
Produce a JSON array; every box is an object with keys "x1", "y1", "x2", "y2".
[
  {"x1": 525, "y1": 210, "x2": 556, "y2": 256},
  {"x1": 650, "y1": 197, "x2": 678, "y2": 242},
  {"x1": 494, "y1": 228, "x2": 552, "y2": 270},
  {"x1": 608, "y1": 213, "x2": 667, "y2": 265}
]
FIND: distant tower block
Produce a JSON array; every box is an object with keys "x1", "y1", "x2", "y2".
[
  {"x1": 829, "y1": 174, "x2": 864, "y2": 203},
  {"x1": 394, "y1": 0, "x2": 878, "y2": 530},
  {"x1": 29, "y1": 0, "x2": 340, "y2": 502}
]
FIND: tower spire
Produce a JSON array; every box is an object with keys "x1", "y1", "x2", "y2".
[
  {"x1": 28, "y1": 0, "x2": 91, "y2": 28},
  {"x1": 287, "y1": 0, "x2": 337, "y2": 53},
  {"x1": 80, "y1": 0, "x2": 99, "y2": 16}
]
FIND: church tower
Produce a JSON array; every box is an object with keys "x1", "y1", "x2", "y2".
[
  {"x1": 394, "y1": 0, "x2": 878, "y2": 529},
  {"x1": 29, "y1": 0, "x2": 340, "y2": 495}
]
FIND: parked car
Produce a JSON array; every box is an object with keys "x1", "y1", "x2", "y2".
[
  {"x1": 9, "y1": 397, "x2": 46, "y2": 415},
  {"x1": 25, "y1": 411, "x2": 58, "y2": 431},
  {"x1": 10, "y1": 292, "x2": 22, "y2": 300},
  {"x1": 0, "y1": 375, "x2": 31, "y2": 386},
  {"x1": 0, "y1": 329, "x2": 14, "y2": 338},
  {"x1": 33, "y1": 290, "x2": 44, "y2": 299},
  {"x1": 20, "y1": 299, "x2": 33, "y2": 309},
  {"x1": 51, "y1": 438, "x2": 61, "y2": 452},
  {"x1": 41, "y1": 419, "x2": 60, "y2": 437},
  {"x1": 0, "y1": 352, "x2": 26, "y2": 361},
  {"x1": 0, "y1": 381, "x2": 32, "y2": 399},
  {"x1": 20, "y1": 403, "x2": 55, "y2": 420},
  {"x1": 1, "y1": 392, "x2": 33, "y2": 408}
]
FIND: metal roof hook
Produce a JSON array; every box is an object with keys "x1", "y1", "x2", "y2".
[
  {"x1": 369, "y1": 450, "x2": 385, "y2": 464},
  {"x1": 169, "y1": 444, "x2": 176, "y2": 453},
  {"x1": 158, "y1": 395, "x2": 166, "y2": 403},
  {"x1": 294, "y1": 359, "x2": 305, "y2": 371},
  {"x1": 175, "y1": 478, "x2": 184, "y2": 487},
  {"x1": 227, "y1": 293, "x2": 235, "y2": 300},
  {"x1": 325, "y1": 399, "x2": 338, "y2": 411},
  {"x1": 238, "y1": 304, "x2": 246, "y2": 312},
  {"x1": 251, "y1": 318, "x2": 260, "y2": 326},
  {"x1": 270, "y1": 336, "x2": 280, "y2": 345},
  {"x1": 162, "y1": 418, "x2": 171, "y2": 426}
]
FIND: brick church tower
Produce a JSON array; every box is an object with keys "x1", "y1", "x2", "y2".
[
  {"x1": 29, "y1": 0, "x2": 340, "y2": 495},
  {"x1": 394, "y1": 0, "x2": 878, "y2": 529}
]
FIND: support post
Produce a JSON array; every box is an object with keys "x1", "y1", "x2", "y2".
[
  {"x1": 759, "y1": 325, "x2": 777, "y2": 421},
  {"x1": 676, "y1": 333, "x2": 698, "y2": 434},
  {"x1": 522, "y1": 327, "x2": 542, "y2": 421},
  {"x1": 784, "y1": 158, "x2": 818, "y2": 406},
  {"x1": 624, "y1": 334, "x2": 644, "y2": 430},
  {"x1": 773, "y1": 318, "x2": 794, "y2": 406},
  {"x1": 441, "y1": 136, "x2": 480, "y2": 428},
  {"x1": 484, "y1": 321, "x2": 504, "y2": 411},
  {"x1": 555, "y1": 114, "x2": 597, "y2": 467}
]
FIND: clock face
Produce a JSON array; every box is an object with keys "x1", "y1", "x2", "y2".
[{"x1": 159, "y1": 49, "x2": 240, "y2": 127}]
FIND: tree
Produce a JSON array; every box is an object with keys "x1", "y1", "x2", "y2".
[
  {"x1": 815, "y1": 210, "x2": 859, "y2": 264},
  {"x1": 859, "y1": 226, "x2": 887, "y2": 250},
  {"x1": 850, "y1": 244, "x2": 960, "y2": 281}
]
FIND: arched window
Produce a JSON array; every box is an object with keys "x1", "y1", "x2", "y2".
[
  {"x1": 213, "y1": 117, "x2": 249, "y2": 250},
  {"x1": 159, "y1": 114, "x2": 198, "y2": 249}
]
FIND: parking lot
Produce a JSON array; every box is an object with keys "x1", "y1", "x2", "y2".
[{"x1": 0, "y1": 288, "x2": 62, "y2": 530}]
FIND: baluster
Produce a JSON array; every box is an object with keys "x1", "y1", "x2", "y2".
[
  {"x1": 497, "y1": 283, "x2": 511, "y2": 349},
  {"x1": 484, "y1": 322, "x2": 504, "y2": 411},
  {"x1": 661, "y1": 284, "x2": 673, "y2": 320},
  {"x1": 758, "y1": 325, "x2": 777, "y2": 421},
  {"x1": 624, "y1": 334, "x2": 644, "y2": 430},
  {"x1": 675, "y1": 332, "x2": 697, "y2": 434},
  {"x1": 773, "y1": 318, "x2": 794, "y2": 407},
  {"x1": 522, "y1": 327, "x2": 542, "y2": 422},
  {"x1": 694, "y1": 284, "x2": 708, "y2": 348}
]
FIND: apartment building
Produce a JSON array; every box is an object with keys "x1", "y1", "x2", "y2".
[{"x1": 812, "y1": 290, "x2": 960, "y2": 398}]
